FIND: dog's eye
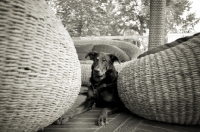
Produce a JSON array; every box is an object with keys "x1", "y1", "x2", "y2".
[
  {"x1": 102, "y1": 59, "x2": 107, "y2": 62},
  {"x1": 95, "y1": 59, "x2": 99, "y2": 62}
]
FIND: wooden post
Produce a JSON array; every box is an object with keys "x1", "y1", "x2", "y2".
[{"x1": 148, "y1": 0, "x2": 166, "y2": 50}]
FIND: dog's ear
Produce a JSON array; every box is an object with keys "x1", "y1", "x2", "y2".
[
  {"x1": 85, "y1": 51, "x2": 98, "y2": 60},
  {"x1": 109, "y1": 54, "x2": 121, "y2": 64}
]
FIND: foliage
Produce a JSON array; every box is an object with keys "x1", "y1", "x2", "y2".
[
  {"x1": 118, "y1": 0, "x2": 200, "y2": 35},
  {"x1": 49, "y1": 0, "x2": 122, "y2": 36},
  {"x1": 165, "y1": 0, "x2": 200, "y2": 33},
  {"x1": 46, "y1": 0, "x2": 200, "y2": 37}
]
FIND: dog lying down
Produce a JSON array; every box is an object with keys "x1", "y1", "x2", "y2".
[
  {"x1": 55, "y1": 51, "x2": 125, "y2": 126},
  {"x1": 54, "y1": 32, "x2": 200, "y2": 126}
]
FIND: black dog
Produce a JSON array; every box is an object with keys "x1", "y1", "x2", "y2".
[{"x1": 56, "y1": 51, "x2": 125, "y2": 126}]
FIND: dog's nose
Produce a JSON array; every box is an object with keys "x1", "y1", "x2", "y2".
[{"x1": 94, "y1": 68, "x2": 100, "y2": 73}]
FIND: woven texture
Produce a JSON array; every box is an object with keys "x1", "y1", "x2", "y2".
[
  {"x1": 118, "y1": 34, "x2": 200, "y2": 125},
  {"x1": 0, "y1": 0, "x2": 81, "y2": 132},
  {"x1": 148, "y1": 0, "x2": 166, "y2": 50},
  {"x1": 73, "y1": 40, "x2": 143, "y2": 86}
]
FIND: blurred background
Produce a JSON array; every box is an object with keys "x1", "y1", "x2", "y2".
[{"x1": 45, "y1": 0, "x2": 200, "y2": 51}]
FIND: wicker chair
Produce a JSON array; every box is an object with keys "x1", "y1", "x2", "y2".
[
  {"x1": 117, "y1": 33, "x2": 200, "y2": 125},
  {"x1": 73, "y1": 40, "x2": 143, "y2": 86},
  {"x1": 0, "y1": 0, "x2": 81, "y2": 132}
]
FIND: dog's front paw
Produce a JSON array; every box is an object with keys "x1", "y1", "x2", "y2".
[
  {"x1": 54, "y1": 111, "x2": 75, "y2": 125},
  {"x1": 54, "y1": 115, "x2": 71, "y2": 125},
  {"x1": 98, "y1": 114, "x2": 109, "y2": 126}
]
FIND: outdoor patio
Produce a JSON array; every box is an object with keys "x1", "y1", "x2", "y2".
[{"x1": 1, "y1": 0, "x2": 200, "y2": 132}]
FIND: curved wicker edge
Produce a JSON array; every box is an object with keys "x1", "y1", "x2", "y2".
[
  {"x1": 117, "y1": 34, "x2": 200, "y2": 125},
  {"x1": 73, "y1": 39, "x2": 143, "y2": 60},
  {"x1": 0, "y1": 0, "x2": 81, "y2": 132},
  {"x1": 74, "y1": 40, "x2": 143, "y2": 86}
]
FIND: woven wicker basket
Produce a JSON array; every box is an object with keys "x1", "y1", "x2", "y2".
[
  {"x1": 118, "y1": 34, "x2": 200, "y2": 125},
  {"x1": 0, "y1": 0, "x2": 81, "y2": 132},
  {"x1": 74, "y1": 40, "x2": 143, "y2": 86}
]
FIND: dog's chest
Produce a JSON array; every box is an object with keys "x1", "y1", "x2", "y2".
[
  {"x1": 99, "y1": 89, "x2": 114, "y2": 102},
  {"x1": 92, "y1": 88, "x2": 115, "y2": 102},
  {"x1": 88, "y1": 82, "x2": 118, "y2": 103}
]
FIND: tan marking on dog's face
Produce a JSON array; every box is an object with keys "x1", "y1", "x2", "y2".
[
  {"x1": 92, "y1": 53, "x2": 111, "y2": 78},
  {"x1": 85, "y1": 51, "x2": 120, "y2": 82}
]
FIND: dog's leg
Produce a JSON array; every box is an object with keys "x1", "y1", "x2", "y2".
[
  {"x1": 72, "y1": 98, "x2": 95, "y2": 116},
  {"x1": 98, "y1": 107, "x2": 121, "y2": 126},
  {"x1": 55, "y1": 98, "x2": 95, "y2": 124}
]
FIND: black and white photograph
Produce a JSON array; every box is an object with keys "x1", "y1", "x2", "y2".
[{"x1": 0, "y1": 0, "x2": 200, "y2": 132}]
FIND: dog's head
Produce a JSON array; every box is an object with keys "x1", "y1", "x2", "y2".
[{"x1": 85, "y1": 51, "x2": 120, "y2": 82}]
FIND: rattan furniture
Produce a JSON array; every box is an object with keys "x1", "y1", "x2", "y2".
[
  {"x1": 0, "y1": 0, "x2": 81, "y2": 132},
  {"x1": 73, "y1": 40, "x2": 143, "y2": 86},
  {"x1": 118, "y1": 34, "x2": 200, "y2": 125}
]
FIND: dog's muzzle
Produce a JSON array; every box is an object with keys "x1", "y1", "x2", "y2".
[{"x1": 93, "y1": 69, "x2": 104, "y2": 77}]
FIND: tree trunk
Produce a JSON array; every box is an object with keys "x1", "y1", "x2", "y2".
[
  {"x1": 139, "y1": 20, "x2": 144, "y2": 36},
  {"x1": 77, "y1": 20, "x2": 83, "y2": 37}
]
